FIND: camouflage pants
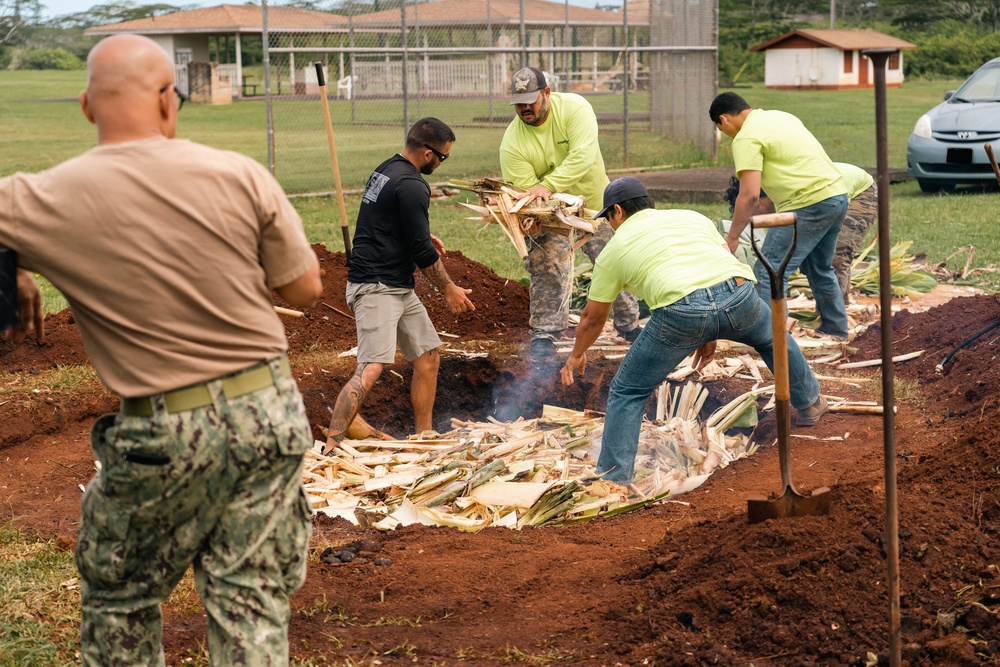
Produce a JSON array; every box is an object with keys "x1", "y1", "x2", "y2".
[
  {"x1": 525, "y1": 222, "x2": 640, "y2": 340},
  {"x1": 76, "y1": 357, "x2": 313, "y2": 667},
  {"x1": 833, "y1": 183, "x2": 878, "y2": 302}
]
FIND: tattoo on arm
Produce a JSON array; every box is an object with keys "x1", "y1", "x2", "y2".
[{"x1": 420, "y1": 259, "x2": 454, "y2": 291}]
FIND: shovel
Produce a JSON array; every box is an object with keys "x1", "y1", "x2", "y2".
[{"x1": 746, "y1": 211, "x2": 831, "y2": 524}]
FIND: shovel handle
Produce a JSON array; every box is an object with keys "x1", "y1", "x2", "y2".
[
  {"x1": 749, "y1": 213, "x2": 798, "y2": 302},
  {"x1": 749, "y1": 212, "x2": 797, "y2": 229},
  {"x1": 750, "y1": 212, "x2": 798, "y2": 492}
]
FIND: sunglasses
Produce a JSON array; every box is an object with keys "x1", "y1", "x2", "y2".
[
  {"x1": 424, "y1": 143, "x2": 449, "y2": 162},
  {"x1": 159, "y1": 83, "x2": 188, "y2": 111}
]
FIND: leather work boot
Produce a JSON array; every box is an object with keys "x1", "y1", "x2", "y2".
[
  {"x1": 528, "y1": 337, "x2": 557, "y2": 360},
  {"x1": 796, "y1": 394, "x2": 829, "y2": 427}
]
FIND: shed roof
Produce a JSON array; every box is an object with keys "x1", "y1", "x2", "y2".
[
  {"x1": 350, "y1": 0, "x2": 632, "y2": 28},
  {"x1": 750, "y1": 29, "x2": 917, "y2": 53},
  {"x1": 85, "y1": 4, "x2": 349, "y2": 36}
]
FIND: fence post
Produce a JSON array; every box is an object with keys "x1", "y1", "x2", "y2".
[
  {"x1": 261, "y1": 0, "x2": 274, "y2": 174},
  {"x1": 623, "y1": 0, "x2": 630, "y2": 168},
  {"x1": 519, "y1": 0, "x2": 526, "y2": 68},
  {"x1": 401, "y1": 0, "x2": 410, "y2": 136}
]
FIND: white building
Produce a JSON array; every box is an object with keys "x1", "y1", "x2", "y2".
[{"x1": 751, "y1": 29, "x2": 917, "y2": 90}]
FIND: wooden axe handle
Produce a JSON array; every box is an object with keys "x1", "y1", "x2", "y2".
[
  {"x1": 751, "y1": 212, "x2": 797, "y2": 229},
  {"x1": 985, "y1": 143, "x2": 1000, "y2": 187},
  {"x1": 315, "y1": 62, "x2": 353, "y2": 265}
]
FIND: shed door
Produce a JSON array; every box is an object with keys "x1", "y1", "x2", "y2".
[
  {"x1": 859, "y1": 54, "x2": 869, "y2": 87},
  {"x1": 174, "y1": 49, "x2": 192, "y2": 96}
]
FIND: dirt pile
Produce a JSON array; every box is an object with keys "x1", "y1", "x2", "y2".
[
  {"x1": 279, "y1": 244, "x2": 530, "y2": 354},
  {"x1": 4, "y1": 271, "x2": 1000, "y2": 666}
]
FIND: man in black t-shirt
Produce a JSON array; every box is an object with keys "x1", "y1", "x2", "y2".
[{"x1": 324, "y1": 118, "x2": 475, "y2": 449}]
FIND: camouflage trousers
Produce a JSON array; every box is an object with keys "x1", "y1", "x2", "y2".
[
  {"x1": 76, "y1": 356, "x2": 313, "y2": 667},
  {"x1": 525, "y1": 222, "x2": 639, "y2": 340},
  {"x1": 833, "y1": 183, "x2": 878, "y2": 302}
]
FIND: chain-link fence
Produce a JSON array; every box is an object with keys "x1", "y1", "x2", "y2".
[{"x1": 261, "y1": 0, "x2": 717, "y2": 195}]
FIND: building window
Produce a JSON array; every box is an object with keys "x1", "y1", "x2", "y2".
[
  {"x1": 843, "y1": 50, "x2": 853, "y2": 74},
  {"x1": 889, "y1": 52, "x2": 901, "y2": 70}
]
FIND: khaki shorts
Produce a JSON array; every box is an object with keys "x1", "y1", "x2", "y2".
[{"x1": 347, "y1": 281, "x2": 441, "y2": 363}]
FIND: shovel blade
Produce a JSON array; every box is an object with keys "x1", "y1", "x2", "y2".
[{"x1": 747, "y1": 486, "x2": 832, "y2": 524}]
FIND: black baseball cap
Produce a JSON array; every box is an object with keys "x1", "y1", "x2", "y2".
[
  {"x1": 595, "y1": 177, "x2": 649, "y2": 219},
  {"x1": 510, "y1": 67, "x2": 548, "y2": 105}
]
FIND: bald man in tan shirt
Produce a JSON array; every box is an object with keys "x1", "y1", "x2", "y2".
[{"x1": 1, "y1": 35, "x2": 322, "y2": 666}]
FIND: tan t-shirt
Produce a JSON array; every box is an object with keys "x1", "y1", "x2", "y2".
[{"x1": 0, "y1": 137, "x2": 316, "y2": 396}]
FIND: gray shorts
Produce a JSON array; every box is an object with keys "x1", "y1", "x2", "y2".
[{"x1": 346, "y1": 281, "x2": 441, "y2": 364}]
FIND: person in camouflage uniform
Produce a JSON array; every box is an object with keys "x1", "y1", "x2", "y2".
[
  {"x1": 0, "y1": 34, "x2": 322, "y2": 666},
  {"x1": 829, "y1": 162, "x2": 877, "y2": 303},
  {"x1": 499, "y1": 67, "x2": 640, "y2": 356}
]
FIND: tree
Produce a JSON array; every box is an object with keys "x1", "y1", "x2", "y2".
[
  {"x1": 50, "y1": 2, "x2": 188, "y2": 29},
  {"x1": 1, "y1": 0, "x2": 42, "y2": 46}
]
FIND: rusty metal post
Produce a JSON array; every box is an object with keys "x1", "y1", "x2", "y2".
[{"x1": 862, "y1": 47, "x2": 901, "y2": 667}]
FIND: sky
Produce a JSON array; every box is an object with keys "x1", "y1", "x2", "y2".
[{"x1": 39, "y1": 0, "x2": 610, "y2": 19}]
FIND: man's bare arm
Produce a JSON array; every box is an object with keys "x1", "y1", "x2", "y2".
[
  {"x1": 2, "y1": 269, "x2": 45, "y2": 345},
  {"x1": 420, "y1": 259, "x2": 475, "y2": 314},
  {"x1": 726, "y1": 170, "x2": 762, "y2": 254}
]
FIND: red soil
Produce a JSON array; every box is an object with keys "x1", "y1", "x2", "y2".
[{"x1": 2, "y1": 248, "x2": 999, "y2": 666}]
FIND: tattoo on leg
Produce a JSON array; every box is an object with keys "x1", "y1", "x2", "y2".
[{"x1": 327, "y1": 363, "x2": 373, "y2": 444}]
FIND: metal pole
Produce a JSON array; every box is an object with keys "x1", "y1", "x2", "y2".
[
  {"x1": 563, "y1": 0, "x2": 569, "y2": 88},
  {"x1": 261, "y1": 0, "x2": 274, "y2": 174},
  {"x1": 830, "y1": 0, "x2": 836, "y2": 29},
  {"x1": 401, "y1": 0, "x2": 409, "y2": 135},
  {"x1": 415, "y1": 2, "x2": 422, "y2": 118},
  {"x1": 348, "y1": 8, "x2": 356, "y2": 124},
  {"x1": 862, "y1": 46, "x2": 901, "y2": 667},
  {"x1": 622, "y1": 0, "x2": 629, "y2": 168},
  {"x1": 487, "y1": 0, "x2": 494, "y2": 120},
  {"x1": 519, "y1": 0, "x2": 527, "y2": 68}
]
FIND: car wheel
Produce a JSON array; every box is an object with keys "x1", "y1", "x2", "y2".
[{"x1": 917, "y1": 179, "x2": 955, "y2": 194}]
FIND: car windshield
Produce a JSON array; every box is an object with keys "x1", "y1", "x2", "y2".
[{"x1": 952, "y1": 64, "x2": 1000, "y2": 103}]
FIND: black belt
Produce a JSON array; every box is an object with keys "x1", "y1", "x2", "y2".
[{"x1": 120, "y1": 357, "x2": 291, "y2": 417}]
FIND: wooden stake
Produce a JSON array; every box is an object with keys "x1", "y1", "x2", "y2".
[{"x1": 321, "y1": 302, "x2": 355, "y2": 320}]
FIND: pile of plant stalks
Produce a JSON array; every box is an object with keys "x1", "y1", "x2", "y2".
[
  {"x1": 451, "y1": 178, "x2": 597, "y2": 259},
  {"x1": 302, "y1": 384, "x2": 760, "y2": 533}
]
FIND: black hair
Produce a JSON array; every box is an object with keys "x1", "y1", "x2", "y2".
[
  {"x1": 709, "y1": 92, "x2": 751, "y2": 124},
  {"x1": 722, "y1": 176, "x2": 768, "y2": 215},
  {"x1": 617, "y1": 196, "x2": 655, "y2": 217},
  {"x1": 723, "y1": 176, "x2": 741, "y2": 215},
  {"x1": 405, "y1": 117, "x2": 456, "y2": 150}
]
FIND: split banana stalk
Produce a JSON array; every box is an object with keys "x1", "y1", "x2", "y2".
[
  {"x1": 451, "y1": 178, "x2": 597, "y2": 259},
  {"x1": 302, "y1": 382, "x2": 761, "y2": 533}
]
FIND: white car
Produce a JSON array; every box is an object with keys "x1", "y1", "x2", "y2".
[{"x1": 906, "y1": 57, "x2": 1000, "y2": 193}]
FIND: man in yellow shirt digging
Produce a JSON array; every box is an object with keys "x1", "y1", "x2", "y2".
[{"x1": 560, "y1": 177, "x2": 827, "y2": 484}]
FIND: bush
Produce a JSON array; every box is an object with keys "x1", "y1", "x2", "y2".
[{"x1": 16, "y1": 48, "x2": 85, "y2": 71}]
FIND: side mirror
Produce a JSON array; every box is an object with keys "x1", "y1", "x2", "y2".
[{"x1": 944, "y1": 90, "x2": 956, "y2": 101}]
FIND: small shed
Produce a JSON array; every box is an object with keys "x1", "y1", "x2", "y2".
[
  {"x1": 750, "y1": 29, "x2": 917, "y2": 90},
  {"x1": 85, "y1": 4, "x2": 350, "y2": 99}
]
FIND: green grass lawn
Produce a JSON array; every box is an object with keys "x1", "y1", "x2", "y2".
[{"x1": 4, "y1": 69, "x2": 998, "y2": 306}]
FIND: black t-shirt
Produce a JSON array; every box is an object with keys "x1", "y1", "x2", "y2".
[{"x1": 347, "y1": 154, "x2": 439, "y2": 288}]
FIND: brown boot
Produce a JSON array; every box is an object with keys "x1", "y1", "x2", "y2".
[{"x1": 796, "y1": 395, "x2": 828, "y2": 427}]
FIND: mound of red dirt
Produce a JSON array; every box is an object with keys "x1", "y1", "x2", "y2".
[
  {"x1": 279, "y1": 244, "x2": 530, "y2": 354},
  {"x1": 0, "y1": 243, "x2": 529, "y2": 376},
  {"x1": 5, "y1": 272, "x2": 1000, "y2": 666}
]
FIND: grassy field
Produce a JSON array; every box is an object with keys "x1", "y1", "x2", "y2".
[
  {"x1": 5, "y1": 68, "x2": 997, "y2": 308},
  {"x1": 0, "y1": 70, "x2": 966, "y2": 182}
]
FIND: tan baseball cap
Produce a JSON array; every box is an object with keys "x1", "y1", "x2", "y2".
[{"x1": 509, "y1": 67, "x2": 548, "y2": 105}]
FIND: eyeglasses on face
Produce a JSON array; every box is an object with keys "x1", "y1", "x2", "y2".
[
  {"x1": 159, "y1": 83, "x2": 188, "y2": 111},
  {"x1": 424, "y1": 143, "x2": 449, "y2": 162}
]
